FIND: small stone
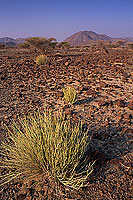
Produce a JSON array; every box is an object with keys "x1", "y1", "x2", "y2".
[
  {"x1": 25, "y1": 197, "x2": 32, "y2": 200},
  {"x1": 99, "y1": 81, "x2": 107, "y2": 88},
  {"x1": 123, "y1": 71, "x2": 129, "y2": 79},
  {"x1": 86, "y1": 89, "x2": 96, "y2": 95},
  {"x1": 56, "y1": 91, "x2": 63, "y2": 98},
  {"x1": 98, "y1": 99, "x2": 106, "y2": 106},
  {"x1": 43, "y1": 186, "x2": 48, "y2": 196},
  {"x1": 128, "y1": 100, "x2": 133, "y2": 110},
  {"x1": 65, "y1": 62, "x2": 69, "y2": 66},
  {"x1": 106, "y1": 99, "x2": 113, "y2": 106},
  {"x1": 17, "y1": 92, "x2": 23, "y2": 98},
  {"x1": 0, "y1": 106, "x2": 9, "y2": 111},
  {"x1": 122, "y1": 127, "x2": 128, "y2": 133},
  {"x1": 115, "y1": 99, "x2": 125, "y2": 107},
  {"x1": 109, "y1": 158, "x2": 119, "y2": 165},
  {"x1": 64, "y1": 108, "x2": 71, "y2": 116},
  {"x1": 4, "y1": 115, "x2": 8, "y2": 119},
  {"x1": 17, "y1": 193, "x2": 27, "y2": 200},
  {"x1": 114, "y1": 115, "x2": 122, "y2": 122},
  {"x1": 123, "y1": 113, "x2": 131, "y2": 120},
  {"x1": 86, "y1": 113, "x2": 91, "y2": 118},
  {"x1": 105, "y1": 120, "x2": 109, "y2": 126},
  {"x1": 123, "y1": 120, "x2": 131, "y2": 125}
]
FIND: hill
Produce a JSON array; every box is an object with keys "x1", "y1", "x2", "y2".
[
  {"x1": 64, "y1": 31, "x2": 133, "y2": 46},
  {"x1": 64, "y1": 31, "x2": 112, "y2": 46},
  {"x1": 0, "y1": 37, "x2": 25, "y2": 46}
]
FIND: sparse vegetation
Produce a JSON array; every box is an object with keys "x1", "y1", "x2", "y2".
[
  {"x1": 36, "y1": 55, "x2": 48, "y2": 65},
  {"x1": 127, "y1": 43, "x2": 133, "y2": 50},
  {"x1": 57, "y1": 42, "x2": 70, "y2": 50},
  {"x1": 0, "y1": 44, "x2": 5, "y2": 49},
  {"x1": 17, "y1": 42, "x2": 30, "y2": 49},
  {"x1": 117, "y1": 40, "x2": 126, "y2": 46},
  {"x1": 0, "y1": 108, "x2": 94, "y2": 189},
  {"x1": 63, "y1": 86, "x2": 77, "y2": 104},
  {"x1": 24, "y1": 37, "x2": 57, "y2": 53},
  {"x1": 97, "y1": 41, "x2": 109, "y2": 54},
  {"x1": 0, "y1": 31, "x2": 132, "y2": 199}
]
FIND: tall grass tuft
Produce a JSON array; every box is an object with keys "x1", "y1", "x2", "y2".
[
  {"x1": 0, "y1": 108, "x2": 94, "y2": 189},
  {"x1": 36, "y1": 55, "x2": 48, "y2": 65},
  {"x1": 63, "y1": 86, "x2": 77, "y2": 104}
]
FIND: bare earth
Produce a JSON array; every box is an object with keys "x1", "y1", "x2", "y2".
[{"x1": 0, "y1": 46, "x2": 133, "y2": 200}]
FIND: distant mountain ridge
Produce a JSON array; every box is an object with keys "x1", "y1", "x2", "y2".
[
  {"x1": 0, "y1": 32, "x2": 133, "y2": 47},
  {"x1": 64, "y1": 31, "x2": 133, "y2": 46},
  {"x1": 0, "y1": 37, "x2": 25, "y2": 46}
]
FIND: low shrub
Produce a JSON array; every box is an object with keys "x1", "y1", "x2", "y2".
[
  {"x1": 17, "y1": 42, "x2": 30, "y2": 49},
  {"x1": 127, "y1": 43, "x2": 133, "y2": 50},
  {"x1": 63, "y1": 86, "x2": 77, "y2": 104},
  {"x1": 0, "y1": 107, "x2": 94, "y2": 189},
  {"x1": 0, "y1": 44, "x2": 5, "y2": 49},
  {"x1": 25, "y1": 37, "x2": 57, "y2": 53},
  {"x1": 36, "y1": 55, "x2": 48, "y2": 65}
]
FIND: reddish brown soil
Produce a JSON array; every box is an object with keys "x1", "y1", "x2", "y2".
[{"x1": 0, "y1": 46, "x2": 132, "y2": 199}]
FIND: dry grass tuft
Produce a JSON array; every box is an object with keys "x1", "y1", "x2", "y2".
[
  {"x1": 36, "y1": 55, "x2": 48, "y2": 65},
  {"x1": 63, "y1": 86, "x2": 77, "y2": 104},
  {"x1": 0, "y1": 107, "x2": 94, "y2": 189}
]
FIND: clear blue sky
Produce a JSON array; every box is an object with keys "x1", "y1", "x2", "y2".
[{"x1": 0, "y1": 0, "x2": 133, "y2": 41}]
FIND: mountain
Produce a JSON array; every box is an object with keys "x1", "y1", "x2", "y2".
[
  {"x1": 5, "y1": 41, "x2": 16, "y2": 46},
  {"x1": 121, "y1": 37, "x2": 133, "y2": 42},
  {"x1": 64, "y1": 31, "x2": 112, "y2": 46},
  {"x1": 15, "y1": 38, "x2": 25, "y2": 44},
  {"x1": 0, "y1": 37, "x2": 16, "y2": 44},
  {"x1": 0, "y1": 37, "x2": 25, "y2": 46},
  {"x1": 0, "y1": 34, "x2": 133, "y2": 47},
  {"x1": 112, "y1": 37, "x2": 133, "y2": 42},
  {"x1": 64, "y1": 31, "x2": 133, "y2": 46}
]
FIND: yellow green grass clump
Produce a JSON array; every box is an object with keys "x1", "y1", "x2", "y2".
[
  {"x1": 35, "y1": 55, "x2": 48, "y2": 65},
  {"x1": 63, "y1": 86, "x2": 77, "y2": 104},
  {"x1": 0, "y1": 107, "x2": 94, "y2": 189}
]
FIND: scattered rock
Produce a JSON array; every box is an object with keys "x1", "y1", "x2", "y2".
[
  {"x1": 56, "y1": 91, "x2": 63, "y2": 98},
  {"x1": 114, "y1": 115, "x2": 122, "y2": 122},
  {"x1": 0, "y1": 45, "x2": 132, "y2": 200},
  {"x1": 98, "y1": 99, "x2": 106, "y2": 106},
  {"x1": 115, "y1": 99, "x2": 125, "y2": 107},
  {"x1": 106, "y1": 99, "x2": 113, "y2": 106},
  {"x1": 128, "y1": 100, "x2": 133, "y2": 110},
  {"x1": 123, "y1": 71, "x2": 129, "y2": 79},
  {"x1": 123, "y1": 113, "x2": 131, "y2": 120},
  {"x1": 16, "y1": 193, "x2": 27, "y2": 200},
  {"x1": 86, "y1": 89, "x2": 97, "y2": 95},
  {"x1": 64, "y1": 108, "x2": 72, "y2": 116},
  {"x1": 65, "y1": 62, "x2": 69, "y2": 66},
  {"x1": 99, "y1": 81, "x2": 107, "y2": 88}
]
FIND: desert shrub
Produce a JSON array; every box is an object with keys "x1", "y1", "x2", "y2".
[
  {"x1": 17, "y1": 42, "x2": 30, "y2": 49},
  {"x1": 0, "y1": 44, "x2": 5, "y2": 49},
  {"x1": 107, "y1": 43, "x2": 117, "y2": 48},
  {"x1": 117, "y1": 40, "x2": 125, "y2": 46},
  {"x1": 63, "y1": 86, "x2": 77, "y2": 104},
  {"x1": 0, "y1": 108, "x2": 94, "y2": 189},
  {"x1": 36, "y1": 55, "x2": 48, "y2": 65},
  {"x1": 104, "y1": 47, "x2": 109, "y2": 54},
  {"x1": 57, "y1": 42, "x2": 70, "y2": 50},
  {"x1": 97, "y1": 41, "x2": 109, "y2": 54},
  {"x1": 25, "y1": 37, "x2": 57, "y2": 53},
  {"x1": 127, "y1": 43, "x2": 133, "y2": 50}
]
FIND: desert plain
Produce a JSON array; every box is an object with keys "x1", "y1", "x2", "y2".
[{"x1": 0, "y1": 44, "x2": 133, "y2": 199}]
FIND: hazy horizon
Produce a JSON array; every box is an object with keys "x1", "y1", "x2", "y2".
[{"x1": 0, "y1": 0, "x2": 133, "y2": 41}]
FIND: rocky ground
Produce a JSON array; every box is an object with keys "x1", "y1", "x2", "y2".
[{"x1": 0, "y1": 46, "x2": 133, "y2": 199}]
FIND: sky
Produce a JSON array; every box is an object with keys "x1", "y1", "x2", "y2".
[{"x1": 0, "y1": 0, "x2": 133, "y2": 41}]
